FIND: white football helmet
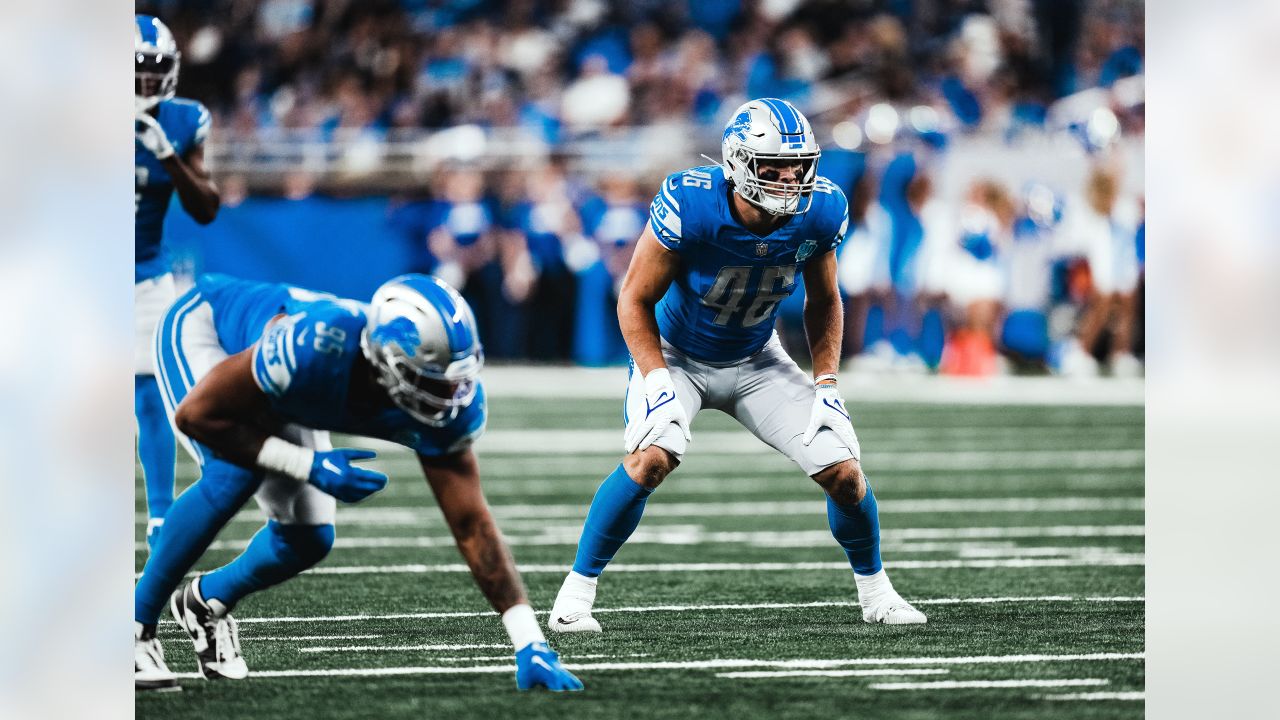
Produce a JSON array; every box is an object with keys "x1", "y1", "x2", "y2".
[
  {"x1": 721, "y1": 98, "x2": 821, "y2": 215},
  {"x1": 361, "y1": 275, "x2": 484, "y2": 427},
  {"x1": 135, "y1": 15, "x2": 181, "y2": 113}
]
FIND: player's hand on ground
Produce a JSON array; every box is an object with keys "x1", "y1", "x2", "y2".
[
  {"x1": 308, "y1": 448, "x2": 388, "y2": 502},
  {"x1": 802, "y1": 384, "x2": 861, "y2": 459},
  {"x1": 624, "y1": 368, "x2": 691, "y2": 454},
  {"x1": 514, "y1": 642, "x2": 584, "y2": 692},
  {"x1": 135, "y1": 112, "x2": 176, "y2": 160}
]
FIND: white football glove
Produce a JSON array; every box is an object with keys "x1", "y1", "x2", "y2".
[
  {"x1": 802, "y1": 383, "x2": 861, "y2": 459},
  {"x1": 624, "y1": 368, "x2": 691, "y2": 454},
  {"x1": 135, "y1": 112, "x2": 175, "y2": 160}
]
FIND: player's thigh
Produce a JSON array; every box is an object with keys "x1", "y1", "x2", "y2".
[
  {"x1": 731, "y1": 338, "x2": 856, "y2": 477},
  {"x1": 623, "y1": 349, "x2": 705, "y2": 460},
  {"x1": 253, "y1": 425, "x2": 337, "y2": 525},
  {"x1": 135, "y1": 273, "x2": 177, "y2": 375},
  {"x1": 153, "y1": 287, "x2": 229, "y2": 465}
]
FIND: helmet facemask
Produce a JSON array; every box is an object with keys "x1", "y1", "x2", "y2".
[
  {"x1": 727, "y1": 147, "x2": 820, "y2": 216},
  {"x1": 135, "y1": 16, "x2": 180, "y2": 113}
]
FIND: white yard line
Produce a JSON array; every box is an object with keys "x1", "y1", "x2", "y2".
[
  {"x1": 135, "y1": 524, "x2": 1146, "y2": 552},
  {"x1": 231, "y1": 596, "x2": 1142, "y2": 624},
  {"x1": 300, "y1": 643, "x2": 509, "y2": 653},
  {"x1": 171, "y1": 652, "x2": 1142, "y2": 680},
  {"x1": 297, "y1": 556, "x2": 1145, "y2": 576},
  {"x1": 717, "y1": 669, "x2": 950, "y2": 679},
  {"x1": 1042, "y1": 691, "x2": 1144, "y2": 701},
  {"x1": 871, "y1": 678, "x2": 1110, "y2": 690},
  {"x1": 162, "y1": 496, "x2": 1143, "y2": 527}
]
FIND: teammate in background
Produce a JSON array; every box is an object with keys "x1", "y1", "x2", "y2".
[
  {"x1": 133, "y1": 274, "x2": 582, "y2": 694},
  {"x1": 135, "y1": 15, "x2": 221, "y2": 548},
  {"x1": 548, "y1": 99, "x2": 926, "y2": 633}
]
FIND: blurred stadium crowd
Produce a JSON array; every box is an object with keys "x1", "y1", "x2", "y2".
[{"x1": 141, "y1": 0, "x2": 1145, "y2": 376}]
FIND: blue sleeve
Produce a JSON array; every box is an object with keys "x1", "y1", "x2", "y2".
[
  {"x1": 251, "y1": 303, "x2": 364, "y2": 403},
  {"x1": 190, "y1": 101, "x2": 211, "y2": 147},
  {"x1": 648, "y1": 172, "x2": 688, "y2": 251},
  {"x1": 814, "y1": 178, "x2": 850, "y2": 252}
]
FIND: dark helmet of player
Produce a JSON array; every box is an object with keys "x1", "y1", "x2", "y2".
[
  {"x1": 721, "y1": 98, "x2": 821, "y2": 216},
  {"x1": 135, "y1": 15, "x2": 181, "y2": 113},
  {"x1": 361, "y1": 274, "x2": 484, "y2": 427}
]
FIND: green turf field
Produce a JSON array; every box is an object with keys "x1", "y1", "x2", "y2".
[{"x1": 136, "y1": 396, "x2": 1144, "y2": 719}]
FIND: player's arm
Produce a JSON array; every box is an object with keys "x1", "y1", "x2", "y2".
[
  {"x1": 164, "y1": 143, "x2": 220, "y2": 225},
  {"x1": 173, "y1": 331, "x2": 386, "y2": 502},
  {"x1": 617, "y1": 223, "x2": 681, "y2": 375},
  {"x1": 418, "y1": 449, "x2": 528, "y2": 612},
  {"x1": 135, "y1": 112, "x2": 220, "y2": 224},
  {"x1": 799, "y1": 249, "x2": 860, "y2": 455},
  {"x1": 801, "y1": 248, "x2": 843, "y2": 378}
]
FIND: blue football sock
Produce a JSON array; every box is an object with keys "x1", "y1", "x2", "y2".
[
  {"x1": 200, "y1": 521, "x2": 335, "y2": 609},
  {"x1": 135, "y1": 375, "x2": 176, "y2": 519},
  {"x1": 134, "y1": 460, "x2": 259, "y2": 625},
  {"x1": 572, "y1": 464, "x2": 653, "y2": 577},
  {"x1": 826, "y1": 479, "x2": 883, "y2": 576}
]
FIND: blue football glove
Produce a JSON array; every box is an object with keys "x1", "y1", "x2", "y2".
[
  {"x1": 515, "y1": 642, "x2": 584, "y2": 692},
  {"x1": 308, "y1": 448, "x2": 388, "y2": 503}
]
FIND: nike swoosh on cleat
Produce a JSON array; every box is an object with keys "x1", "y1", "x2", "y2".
[
  {"x1": 555, "y1": 616, "x2": 579, "y2": 625},
  {"x1": 531, "y1": 656, "x2": 555, "y2": 671}
]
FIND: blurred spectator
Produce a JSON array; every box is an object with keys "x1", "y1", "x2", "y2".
[
  {"x1": 939, "y1": 178, "x2": 1015, "y2": 376},
  {"x1": 1054, "y1": 164, "x2": 1142, "y2": 376},
  {"x1": 573, "y1": 174, "x2": 646, "y2": 366}
]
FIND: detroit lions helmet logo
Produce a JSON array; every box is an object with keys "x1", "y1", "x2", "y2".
[
  {"x1": 369, "y1": 316, "x2": 421, "y2": 358},
  {"x1": 724, "y1": 110, "x2": 752, "y2": 142}
]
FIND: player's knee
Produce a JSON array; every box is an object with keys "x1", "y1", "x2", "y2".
[
  {"x1": 813, "y1": 460, "x2": 866, "y2": 506},
  {"x1": 271, "y1": 522, "x2": 335, "y2": 567},
  {"x1": 623, "y1": 446, "x2": 679, "y2": 489}
]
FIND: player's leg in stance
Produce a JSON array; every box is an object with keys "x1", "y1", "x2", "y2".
[
  {"x1": 170, "y1": 425, "x2": 338, "y2": 680},
  {"x1": 135, "y1": 273, "x2": 178, "y2": 550},
  {"x1": 549, "y1": 357, "x2": 704, "y2": 632},
  {"x1": 134, "y1": 290, "x2": 263, "y2": 687},
  {"x1": 735, "y1": 337, "x2": 926, "y2": 624}
]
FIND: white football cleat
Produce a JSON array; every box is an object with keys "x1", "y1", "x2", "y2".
[
  {"x1": 548, "y1": 610, "x2": 602, "y2": 633},
  {"x1": 854, "y1": 569, "x2": 927, "y2": 625},
  {"x1": 861, "y1": 592, "x2": 928, "y2": 625},
  {"x1": 170, "y1": 576, "x2": 249, "y2": 680},
  {"x1": 135, "y1": 622, "x2": 179, "y2": 691},
  {"x1": 548, "y1": 570, "x2": 603, "y2": 633}
]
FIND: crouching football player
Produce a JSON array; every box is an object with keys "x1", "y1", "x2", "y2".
[
  {"x1": 134, "y1": 273, "x2": 582, "y2": 693},
  {"x1": 549, "y1": 98, "x2": 926, "y2": 633}
]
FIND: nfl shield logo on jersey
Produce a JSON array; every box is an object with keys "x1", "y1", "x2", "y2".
[
  {"x1": 755, "y1": 241, "x2": 769, "y2": 257},
  {"x1": 796, "y1": 239, "x2": 817, "y2": 262}
]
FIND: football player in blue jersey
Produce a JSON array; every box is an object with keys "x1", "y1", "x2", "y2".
[
  {"x1": 135, "y1": 15, "x2": 221, "y2": 550},
  {"x1": 133, "y1": 274, "x2": 582, "y2": 693},
  {"x1": 549, "y1": 99, "x2": 927, "y2": 633}
]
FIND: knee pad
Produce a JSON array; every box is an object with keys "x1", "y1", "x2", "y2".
[{"x1": 269, "y1": 521, "x2": 335, "y2": 566}]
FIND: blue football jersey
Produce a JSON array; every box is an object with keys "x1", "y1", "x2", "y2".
[
  {"x1": 648, "y1": 165, "x2": 849, "y2": 363},
  {"x1": 195, "y1": 274, "x2": 486, "y2": 456},
  {"x1": 135, "y1": 97, "x2": 211, "y2": 283}
]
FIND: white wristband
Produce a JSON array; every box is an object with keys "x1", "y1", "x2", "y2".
[
  {"x1": 255, "y1": 436, "x2": 314, "y2": 484},
  {"x1": 501, "y1": 603, "x2": 546, "y2": 651},
  {"x1": 815, "y1": 373, "x2": 839, "y2": 386}
]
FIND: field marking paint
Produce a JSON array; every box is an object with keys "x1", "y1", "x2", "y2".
[
  {"x1": 160, "y1": 634, "x2": 382, "y2": 642},
  {"x1": 717, "y1": 669, "x2": 950, "y2": 679},
  {"x1": 232, "y1": 596, "x2": 1143, "y2": 624},
  {"x1": 871, "y1": 678, "x2": 1110, "y2": 690},
  {"x1": 138, "y1": 498, "x2": 1145, "y2": 527},
  {"x1": 297, "y1": 556, "x2": 1145, "y2": 576},
  {"x1": 172, "y1": 652, "x2": 1142, "y2": 680},
  {"x1": 300, "y1": 643, "x2": 508, "y2": 653},
  {"x1": 136, "y1": 524, "x2": 1146, "y2": 553},
  {"x1": 1042, "y1": 691, "x2": 1144, "y2": 701}
]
